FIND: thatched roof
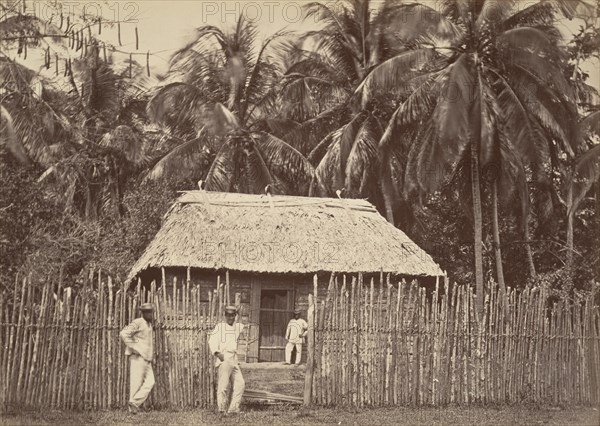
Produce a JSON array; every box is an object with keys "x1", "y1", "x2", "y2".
[{"x1": 127, "y1": 191, "x2": 443, "y2": 280}]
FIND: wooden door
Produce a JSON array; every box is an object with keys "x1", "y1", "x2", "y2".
[{"x1": 259, "y1": 289, "x2": 293, "y2": 362}]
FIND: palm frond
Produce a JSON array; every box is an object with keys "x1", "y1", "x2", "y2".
[
  {"x1": 170, "y1": 25, "x2": 227, "y2": 65},
  {"x1": 255, "y1": 132, "x2": 315, "y2": 194},
  {"x1": 379, "y1": 69, "x2": 446, "y2": 151},
  {"x1": 501, "y1": 1, "x2": 555, "y2": 30},
  {"x1": 491, "y1": 67, "x2": 549, "y2": 164},
  {"x1": 281, "y1": 106, "x2": 348, "y2": 155},
  {"x1": 338, "y1": 112, "x2": 368, "y2": 186},
  {"x1": 430, "y1": 54, "x2": 473, "y2": 161},
  {"x1": 499, "y1": 27, "x2": 565, "y2": 62},
  {"x1": 372, "y1": 3, "x2": 463, "y2": 42},
  {"x1": 308, "y1": 129, "x2": 339, "y2": 165},
  {"x1": 344, "y1": 116, "x2": 380, "y2": 197},
  {"x1": 277, "y1": 76, "x2": 322, "y2": 122},
  {"x1": 508, "y1": 72, "x2": 573, "y2": 154},
  {"x1": 213, "y1": 103, "x2": 240, "y2": 136},
  {"x1": 245, "y1": 137, "x2": 274, "y2": 194},
  {"x1": 99, "y1": 125, "x2": 147, "y2": 165},
  {"x1": 476, "y1": 0, "x2": 516, "y2": 28},
  {"x1": 314, "y1": 134, "x2": 342, "y2": 196},
  {"x1": 242, "y1": 29, "x2": 292, "y2": 119},
  {"x1": 565, "y1": 144, "x2": 600, "y2": 216},
  {"x1": 357, "y1": 48, "x2": 438, "y2": 105},
  {"x1": 579, "y1": 110, "x2": 600, "y2": 138},
  {"x1": 0, "y1": 105, "x2": 31, "y2": 165},
  {"x1": 265, "y1": 118, "x2": 300, "y2": 138},
  {"x1": 204, "y1": 141, "x2": 237, "y2": 192},
  {"x1": 147, "y1": 82, "x2": 207, "y2": 129}
]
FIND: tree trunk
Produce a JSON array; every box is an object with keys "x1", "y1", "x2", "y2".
[
  {"x1": 381, "y1": 163, "x2": 396, "y2": 225},
  {"x1": 471, "y1": 145, "x2": 484, "y2": 317},
  {"x1": 566, "y1": 181, "x2": 574, "y2": 291},
  {"x1": 523, "y1": 215, "x2": 537, "y2": 278},
  {"x1": 308, "y1": 175, "x2": 316, "y2": 197},
  {"x1": 381, "y1": 179, "x2": 395, "y2": 225},
  {"x1": 383, "y1": 192, "x2": 395, "y2": 225},
  {"x1": 491, "y1": 179, "x2": 506, "y2": 297}
]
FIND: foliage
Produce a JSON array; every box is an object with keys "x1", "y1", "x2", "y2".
[
  {"x1": 0, "y1": 0, "x2": 598, "y2": 293},
  {"x1": 0, "y1": 152, "x2": 58, "y2": 288},
  {"x1": 285, "y1": 0, "x2": 424, "y2": 221},
  {"x1": 146, "y1": 16, "x2": 314, "y2": 195},
  {"x1": 0, "y1": 169, "x2": 178, "y2": 289}
]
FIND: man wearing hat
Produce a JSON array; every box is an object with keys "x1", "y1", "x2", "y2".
[
  {"x1": 285, "y1": 308, "x2": 308, "y2": 365},
  {"x1": 208, "y1": 305, "x2": 245, "y2": 415},
  {"x1": 120, "y1": 302, "x2": 155, "y2": 414}
]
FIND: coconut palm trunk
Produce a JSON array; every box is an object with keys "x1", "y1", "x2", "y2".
[
  {"x1": 471, "y1": 143, "x2": 485, "y2": 317},
  {"x1": 523, "y1": 216, "x2": 537, "y2": 278},
  {"x1": 491, "y1": 179, "x2": 506, "y2": 296},
  {"x1": 566, "y1": 181, "x2": 575, "y2": 290},
  {"x1": 382, "y1": 191, "x2": 395, "y2": 225}
]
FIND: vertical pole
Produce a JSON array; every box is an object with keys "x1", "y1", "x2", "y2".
[{"x1": 304, "y1": 278, "x2": 317, "y2": 406}]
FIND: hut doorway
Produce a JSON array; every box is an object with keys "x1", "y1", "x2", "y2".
[{"x1": 258, "y1": 289, "x2": 293, "y2": 362}]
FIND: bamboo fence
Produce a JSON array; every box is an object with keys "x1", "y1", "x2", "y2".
[
  {"x1": 0, "y1": 269, "x2": 236, "y2": 411},
  {"x1": 305, "y1": 274, "x2": 600, "y2": 407},
  {"x1": 1, "y1": 270, "x2": 598, "y2": 411}
]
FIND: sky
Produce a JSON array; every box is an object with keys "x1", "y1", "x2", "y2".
[
  {"x1": 7, "y1": 0, "x2": 600, "y2": 89},
  {"x1": 101, "y1": 0, "x2": 600, "y2": 87},
  {"x1": 111, "y1": 1, "x2": 320, "y2": 75}
]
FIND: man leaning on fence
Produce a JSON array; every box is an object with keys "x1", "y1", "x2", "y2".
[
  {"x1": 120, "y1": 303, "x2": 155, "y2": 414},
  {"x1": 208, "y1": 305, "x2": 245, "y2": 416}
]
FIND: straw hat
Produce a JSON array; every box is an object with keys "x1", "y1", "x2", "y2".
[
  {"x1": 224, "y1": 305, "x2": 238, "y2": 314},
  {"x1": 139, "y1": 303, "x2": 154, "y2": 312}
]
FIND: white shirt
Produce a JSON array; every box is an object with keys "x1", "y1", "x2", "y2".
[
  {"x1": 208, "y1": 322, "x2": 245, "y2": 367},
  {"x1": 120, "y1": 317, "x2": 153, "y2": 362},
  {"x1": 286, "y1": 318, "x2": 308, "y2": 344}
]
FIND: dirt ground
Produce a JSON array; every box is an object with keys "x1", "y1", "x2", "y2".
[
  {"x1": 1, "y1": 405, "x2": 598, "y2": 425},
  {"x1": 2, "y1": 364, "x2": 598, "y2": 425},
  {"x1": 242, "y1": 361, "x2": 306, "y2": 397}
]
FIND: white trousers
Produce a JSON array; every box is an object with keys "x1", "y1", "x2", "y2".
[
  {"x1": 216, "y1": 359, "x2": 245, "y2": 413},
  {"x1": 129, "y1": 354, "x2": 155, "y2": 407},
  {"x1": 285, "y1": 342, "x2": 302, "y2": 364}
]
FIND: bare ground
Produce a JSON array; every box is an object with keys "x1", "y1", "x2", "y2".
[
  {"x1": 1, "y1": 405, "x2": 598, "y2": 425},
  {"x1": 2, "y1": 364, "x2": 597, "y2": 425},
  {"x1": 242, "y1": 361, "x2": 306, "y2": 397}
]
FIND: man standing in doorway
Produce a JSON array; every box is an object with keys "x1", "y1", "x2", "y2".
[
  {"x1": 120, "y1": 303, "x2": 155, "y2": 414},
  {"x1": 208, "y1": 305, "x2": 245, "y2": 415},
  {"x1": 285, "y1": 308, "x2": 308, "y2": 365}
]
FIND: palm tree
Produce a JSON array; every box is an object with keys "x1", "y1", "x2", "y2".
[
  {"x1": 561, "y1": 13, "x2": 599, "y2": 288},
  {"x1": 37, "y1": 43, "x2": 155, "y2": 220},
  {"x1": 0, "y1": 57, "x2": 70, "y2": 167},
  {"x1": 146, "y1": 16, "x2": 313, "y2": 195},
  {"x1": 0, "y1": 6, "x2": 153, "y2": 220},
  {"x1": 362, "y1": 0, "x2": 585, "y2": 314},
  {"x1": 277, "y1": 0, "x2": 459, "y2": 224},
  {"x1": 564, "y1": 110, "x2": 600, "y2": 284}
]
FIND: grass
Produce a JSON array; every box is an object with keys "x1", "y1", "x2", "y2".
[{"x1": 1, "y1": 405, "x2": 598, "y2": 425}]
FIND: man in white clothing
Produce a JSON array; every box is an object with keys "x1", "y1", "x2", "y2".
[
  {"x1": 120, "y1": 303, "x2": 155, "y2": 414},
  {"x1": 208, "y1": 305, "x2": 245, "y2": 415},
  {"x1": 285, "y1": 308, "x2": 308, "y2": 365}
]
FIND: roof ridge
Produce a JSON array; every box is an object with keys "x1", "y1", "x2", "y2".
[
  {"x1": 179, "y1": 199, "x2": 376, "y2": 209},
  {"x1": 177, "y1": 191, "x2": 375, "y2": 208}
]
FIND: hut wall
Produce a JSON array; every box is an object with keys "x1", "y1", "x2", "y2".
[
  {"x1": 158, "y1": 268, "x2": 315, "y2": 362},
  {"x1": 147, "y1": 268, "x2": 431, "y2": 362}
]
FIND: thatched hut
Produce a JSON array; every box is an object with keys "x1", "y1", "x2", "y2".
[{"x1": 127, "y1": 191, "x2": 443, "y2": 362}]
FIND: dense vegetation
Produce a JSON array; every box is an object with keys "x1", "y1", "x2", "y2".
[{"x1": 1, "y1": 1, "x2": 598, "y2": 301}]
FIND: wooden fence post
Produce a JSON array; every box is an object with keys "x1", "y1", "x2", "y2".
[{"x1": 304, "y1": 290, "x2": 316, "y2": 406}]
